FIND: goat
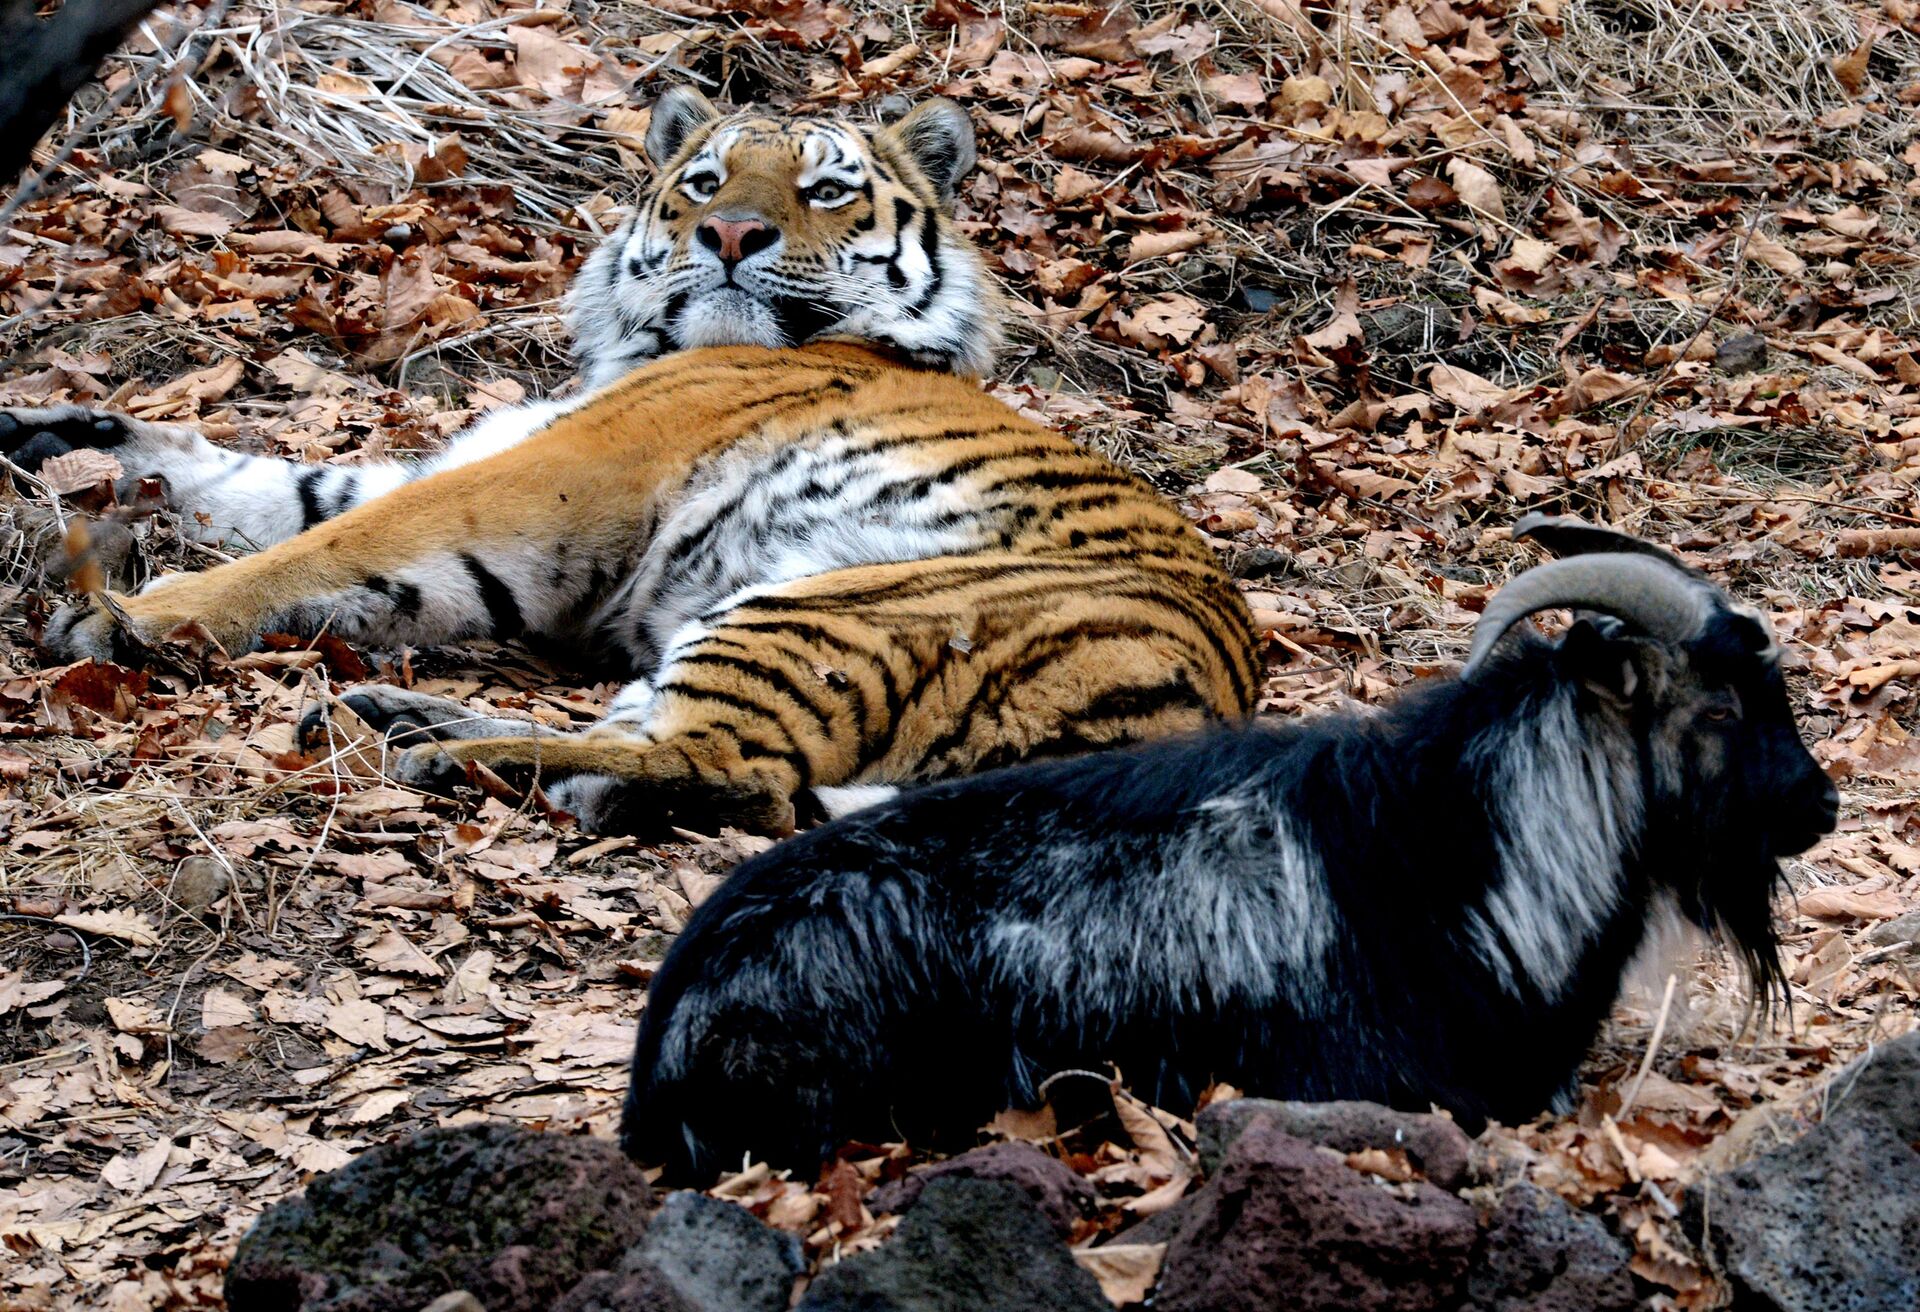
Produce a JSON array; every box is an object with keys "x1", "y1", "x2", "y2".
[{"x1": 619, "y1": 516, "x2": 1839, "y2": 1180}]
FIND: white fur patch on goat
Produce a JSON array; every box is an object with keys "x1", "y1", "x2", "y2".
[
  {"x1": 1468, "y1": 691, "x2": 1643, "y2": 1000},
  {"x1": 986, "y1": 786, "x2": 1336, "y2": 1023}
]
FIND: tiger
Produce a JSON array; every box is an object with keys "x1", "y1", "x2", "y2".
[{"x1": 2, "y1": 89, "x2": 1259, "y2": 835}]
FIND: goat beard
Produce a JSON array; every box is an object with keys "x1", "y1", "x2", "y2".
[{"x1": 1678, "y1": 853, "x2": 1789, "y2": 1020}]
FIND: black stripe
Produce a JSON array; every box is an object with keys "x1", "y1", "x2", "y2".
[
  {"x1": 906, "y1": 203, "x2": 946, "y2": 315},
  {"x1": 361, "y1": 573, "x2": 424, "y2": 624},
  {"x1": 720, "y1": 618, "x2": 902, "y2": 735},
  {"x1": 296, "y1": 469, "x2": 326, "y2": 529},
  {"x1": 672, "y1": 650, "x2": 841, "y2": 737},
  {"x1": 911, "y1": 620, "x2": 1169, "y2": 769},
  {"x1": 460, "y1": 554, "x2": 524, "y2": 638},
  {"x1": 1073, "y1": 673, "x2": 1204, "y2": 726}
]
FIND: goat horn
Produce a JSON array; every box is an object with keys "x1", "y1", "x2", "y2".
[
  {"x1": 1511, "y1": 512, "x2": 1699, "y2": 575},
  {"x1": 1462, "y1": 554, "x2": 1714, "y2": 680}
]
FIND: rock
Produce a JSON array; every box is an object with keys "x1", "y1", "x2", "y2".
[
  {"x1": 1690, "y1": 1112, "x2": 1920, "y2": 1312},
  {"x1": 226, "y1": 1123, "x2": 653, "y2": 1312},
  {"x1": 1823, "y1": 1030, "x2": 1920, "y2": 1139},
  {"x1": 658, "y1": 1191, "x2": 800, "y2": 1310},
  {"x1": 1865, "y1": 908, "x2": 1920, "y2": 953},
  {"x1": 1465, "y1": 1183, "x2": 1635, "y2": 1312},
  {"x1": 1197, "y1": 1098, "x2": 1473, "y2": 1188},
  {"x1": 553, "y1": 1263, "x2": 695, "y2": 1312},
  {"x1": 171, "y1": 856, "x2": 231, "y2": 914},
  {"x1": 555, "y1": 1193, "x2": 799, "y2": 1312},
  {"x1": 1107, "y1": 1195, "x2": 1195, "y2": 1250},
  {"x1": 798, "y1": 1178, "x2": 1108, "y2": 1312},
  {"x1": 867, "y1": 1142, "x2": 1095, "y2": 1239},
  {"x1": 1155, "y1": 1121, "x2": 1476, "y2": 1312},
  {"x1": 1714, "y1": 332, "x2": 1768, "y2": 374}
]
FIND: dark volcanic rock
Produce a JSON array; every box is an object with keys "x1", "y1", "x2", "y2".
[
  {"x1": 555, "y1": 1192, "x2": 800, "y2": 1312},
  {"x1": 553, "y1": 1263, "x2": 696, "y2": 1312},
  {"x1": 867, "y1": 1142, "x2": 1096, "y2": 1238},
  {"x1": 1821, "y1": 1029, "x2": 1920, "y2": 1140},
  {"x1": 1690, "y1": 1036, "x2": 1920, "y2": 1312},
  {"x1": 226, "y1": 1123, "x2": 653, "y2": 1312},
  {"x1": 1197, "y1": 1098, "x2": 1473, "y2": 1188},
  {"x1": 1466, "y1": 1183, "x2": 1635, "y2": 1312},
  {"x1": 1157, "y1": 1121, "x2": 1477, "y2": 1312},
  {"x1": 799, "y1": 1178, "x2": 1108, "y2": 1312}
]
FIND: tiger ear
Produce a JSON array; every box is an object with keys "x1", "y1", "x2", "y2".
[
  {"x1": 647, "y1": 86, "x2": 721, "y2": 168},
  {"x1": 880, "y1": 99, "x2": 976, "y2": 203}
]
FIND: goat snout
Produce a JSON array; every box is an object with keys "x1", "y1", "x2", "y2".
[
  {"x1": 697, "y1": 215, "x2": 776, "y2": 265},
  {"x1": 1774, "y1": 772, "x2": 1839, "y2": 855}
]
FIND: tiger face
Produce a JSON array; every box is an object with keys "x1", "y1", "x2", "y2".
[{"x1": 568, "y1": 89, "x2": 1005, "y2": 389}]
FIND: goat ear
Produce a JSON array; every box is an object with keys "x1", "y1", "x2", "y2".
[{"x1": 1560, "y1": 617, "x2": 1643, "y2": 708}]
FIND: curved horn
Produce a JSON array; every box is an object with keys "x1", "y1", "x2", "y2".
[
  {"x1": 1462, "y1": 554, "x2": 1715, "y2": 680},
  {"x1": 1512, "y1": 512, "x2": 1699, "y2": 575}
]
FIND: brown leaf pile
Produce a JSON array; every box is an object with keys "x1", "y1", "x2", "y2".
[{"x1": 2, "y1": 0, "x2": 1918, "y2": 1307}]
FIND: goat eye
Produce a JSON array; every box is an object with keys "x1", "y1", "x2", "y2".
[
  {"x1": 807, "y1": 181, "x2": 849, "y2": 205},
  {"x1": 1702, "y1": 706, "x2": 1738, "y2": 723},
  {"x1": 682, "y1": 174, "x2": 718, "y2": 201}
]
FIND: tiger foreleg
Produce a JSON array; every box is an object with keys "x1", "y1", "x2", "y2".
[
  {"x1": 42, "y1": 444, "x2": 637, "y2": 664},
  {"x1": 297, "y1": 685, "x2": 557, "y2": 753},
  {"x1": 0, "y1": 406, "x2": 411, "y2": 549}
]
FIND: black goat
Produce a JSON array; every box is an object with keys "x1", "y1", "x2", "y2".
[{"x1": 620, "y1": 517, "x2": 1838, "y2": 1180}]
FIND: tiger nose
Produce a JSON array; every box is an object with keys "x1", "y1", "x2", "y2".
[{"x1": 697, "y1": 216, "x2": 776, "y2": 264}]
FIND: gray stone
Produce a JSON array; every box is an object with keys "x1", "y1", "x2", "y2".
[
  {"x1": 1197, "y1": 1098, "x2": 1473, "y2": 1188},
  {"x1": 1691, "y1": 1112, "x2": 1920, "y2": 1312},
  {"x1": 867, "y1": 1142, "x2": 1095, "y2": 1238},
  {"x1": 1865, "y1": 908, "x2": 1920, "y2": 952},
  {"x1": 1715, "y1": 332, "x2": 1768, "y2": 374},
  {"x1": 798, "y1": 1178, "x2": 1108, "y2": 1312},
  {"x1": 552, "y1": 1263, "x2": 694, "y2": 1312},
  {"x1": 1465, "y1": 1183, "x2": 1635, "y2": 1312},
  {"x1": 639, "y1": 1192, "x2": 802, "y2": 1311},
  {"x1": 554, "y1": 1193, "x2": 800, "y2": 1312}
]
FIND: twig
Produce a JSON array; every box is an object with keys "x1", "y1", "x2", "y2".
[
  {"x1": 0, "y1": 912, "x2": 94, "y2": 980},
  {"x1": 1617, "y1": 972, "x2": 1679, "y2": 1118}
]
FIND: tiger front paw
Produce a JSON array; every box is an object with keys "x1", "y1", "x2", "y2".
[{"x1": 43, "y1": 586, "x2": 208, "y2": 668}]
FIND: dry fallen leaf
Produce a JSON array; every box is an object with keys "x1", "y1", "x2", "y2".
[{"x1": 1075, "y1": 1243, "x2": 1166, "y2": 1304}]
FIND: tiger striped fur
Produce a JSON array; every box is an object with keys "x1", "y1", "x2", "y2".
[{"x1": 8, "y1": 94, "x2": 1257, "y2": 835}]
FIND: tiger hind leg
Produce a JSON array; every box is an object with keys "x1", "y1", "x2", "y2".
[
  {"x1": 385, "y1": 613, "x2": 910, "y2": 835},
  {"x1": 372, "y1": 560, "x2": 1249, "y2": 836}
]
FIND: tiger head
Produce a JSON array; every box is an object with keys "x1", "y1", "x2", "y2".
[{"x1": 568, "y1": 88, "x2": 1006, "y2": 389}]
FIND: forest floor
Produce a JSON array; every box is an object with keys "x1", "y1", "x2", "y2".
[{"x1": 1, "y1": 0, "x2": 1917, "y2": 1307}]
